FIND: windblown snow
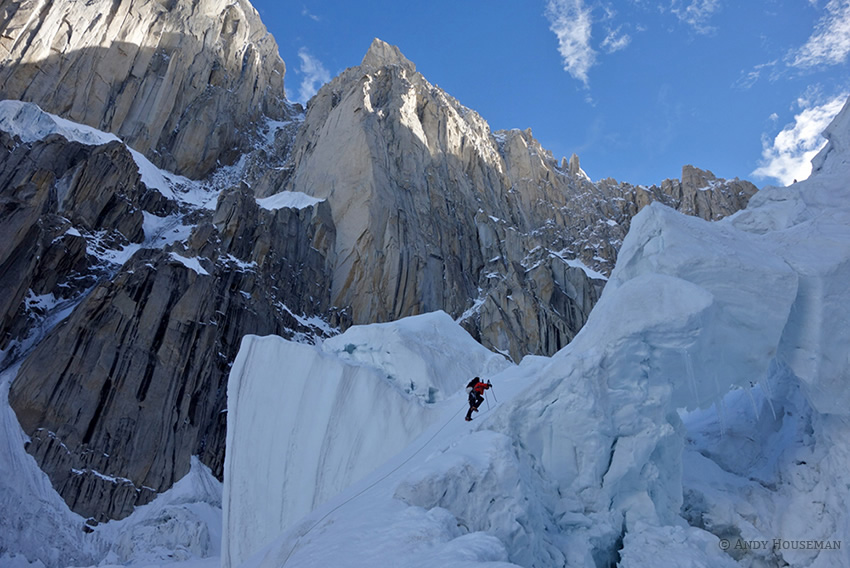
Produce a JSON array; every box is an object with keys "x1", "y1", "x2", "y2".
[{"x1": 2, "y1": 100, "x2": 850, "y2": 568}]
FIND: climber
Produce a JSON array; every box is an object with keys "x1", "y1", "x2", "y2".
[{"x1": 465, "y1": 377, "x2": 491, "y2": 421}]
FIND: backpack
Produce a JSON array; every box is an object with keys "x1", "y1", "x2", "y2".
[{"x1": 465, "y1": 377, "x2": 479, "y2": 395}]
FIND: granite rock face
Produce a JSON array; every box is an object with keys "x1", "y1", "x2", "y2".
[
  {"x1": 0, "y1": 127, "x2": 172, "y2": 357},
  {"x1": 270, "y1": 38, "x2": 757, "y2": 360},
  {"x1": 9, "y1": 181, "x2": 340, "y2": 521},
  {"x1": 0, "y1": 0, "x2": 291, "y2": 178}
]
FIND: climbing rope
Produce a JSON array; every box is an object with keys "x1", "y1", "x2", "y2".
[{"x1": 279, "y1": 402, "x2": 469, "y2": 566}]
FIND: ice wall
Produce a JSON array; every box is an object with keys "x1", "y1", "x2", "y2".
[
  {"x1": 321, "y1": 310, "x2": 511, "y2": 403},
  {"x1": 767, "y1": 97, "x2": 850, "y2": 415},
  {"x1": 482, "y1": 96, "x2": 850, "y2": 562},
  {"x1": 222, "y1": 311, "x2": 510, "y2": 568},
  {"x1": 730, "y1": 176, "x2": 850, "y2": 415},
  {"x1": 482, "y1": 200, "x2": 799, "y2": 531}
]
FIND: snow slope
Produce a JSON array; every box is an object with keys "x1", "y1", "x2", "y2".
[{"x1": 224, "y1": 96, "x2": 850, "y2": 567}]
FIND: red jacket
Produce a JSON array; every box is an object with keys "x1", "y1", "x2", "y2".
[{"x1": 472, "y1": 381, "x2": 491, "y2": 395}]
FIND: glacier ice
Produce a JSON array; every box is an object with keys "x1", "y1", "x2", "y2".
[{"x1": 222, "y1": 311, "x2": 511, "y2": 567}]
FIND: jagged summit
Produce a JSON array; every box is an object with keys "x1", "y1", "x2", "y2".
[
  {"x1": 280, "y1": 33, "x2": 758, "y2": 361},
  {"x1": 567, "y1": 152, "x2": 590, "y2": 180},
  {"x1": 360, "y1": 38, "x2": 416, "y2": 72}
]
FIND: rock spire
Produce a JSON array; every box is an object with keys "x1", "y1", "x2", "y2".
[{"x1": 361, "y1": 37, "x2": 416, "y2": 71}]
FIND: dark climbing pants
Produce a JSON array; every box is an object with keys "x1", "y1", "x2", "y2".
[{"x1": 466, "y1": 392, "x2": 483, "y2": 420}]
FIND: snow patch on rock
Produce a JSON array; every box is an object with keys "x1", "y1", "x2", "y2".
[{"x1": 256, "y1": 191, "x2": 324, "y2": 211}]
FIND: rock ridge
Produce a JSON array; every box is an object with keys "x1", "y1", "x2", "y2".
[{"x1": 9, "y1": 179, "x2": 343, "y2": 521}]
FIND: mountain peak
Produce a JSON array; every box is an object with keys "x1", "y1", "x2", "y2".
[{"x1": 361, "y1": 38, "x2": 416, "y2": 72}]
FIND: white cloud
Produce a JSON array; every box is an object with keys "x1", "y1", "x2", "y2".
[
  {"x1": 301, "y1": 6, "x2": 320, "y2": 21},
  {"x1": 733, "y1": 60, "x2": 778, "y2": 90},
  {"x1": 295, "y1": 48, "x2": 331, "y2": 105},
  {"x1": 601, "y1": 26, "x2": 632, "y2": 53},
  {"x1": 545, "y1": 0, "x2": 597, "y2": 86},
  {"x1": 752, "y1": 93, "x2": 847, "y2": 185},
  {"x1": 735, "y1": 69, "x2": 762, "y2": 90},
  {"x1": 670, "y1": 0, "x2": 721, "y2": 34},
  {"x1": 790, "y1": 0, "x2": 850, "y2": 67}
]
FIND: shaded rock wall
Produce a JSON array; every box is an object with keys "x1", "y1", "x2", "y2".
[
  {"x1": 9, "y1": 184, "x2": 340, "y2": 521},
  {"x1": 0, "y1": 129, "x2": 171, "y2": 355}
]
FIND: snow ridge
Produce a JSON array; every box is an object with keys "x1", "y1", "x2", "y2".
[{"x1": 222, "y1": 312, "x2": 511, "y2": 567}]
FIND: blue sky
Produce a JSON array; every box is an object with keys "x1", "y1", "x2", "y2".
[{"x1": 251, "y1": 1, "x2": 850, "y2": 188}]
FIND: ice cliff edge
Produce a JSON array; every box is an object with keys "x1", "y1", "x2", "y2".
[{"x1": 222, "y1": 311, "x2": 509, "y2": 568}]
